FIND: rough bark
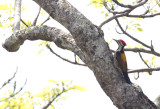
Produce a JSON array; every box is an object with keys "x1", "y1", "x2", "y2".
[
  {"x1": 13, "y1": 0, "x2": 21, "y2": 33},
  {"x1": 154, "y1": 96, "x2": 160, "y2": 109},
  {"x1": 3, "y1": 0, "x2": 157, "y2": 108}
]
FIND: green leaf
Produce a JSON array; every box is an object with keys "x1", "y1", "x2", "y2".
[
  {"x1": 37, "y1": 49, "x2": 43, "y2": 55},
  {"x1": 127, "y1": 45, "x2": 131, "y2": 48},
  {"x1": 73, "y1": 85, "x2": 86, "y2": 91},
  {"x1": 152, "y1": 56, "x2": 156, "y2": 61},
  {"x1": 39, "y1": 41, "x2": 48, "y2": 47},
  {"x1": 0, "y1": 3, "x2": 9, "y2": 10},
  {"x1": 49, "y1": 105, "x2": 55, "y2": 109},
  {"x1": 40, "y1": 11, "x2": 45, "y2": 15},
  {"x1": 89, "y1": 0, "x2": 105, "y2": 7},
  {"x1": 133, "y1": 23, "x2": 141, "y2": 26},
  {"x1": 8, "y1": 90, "x2": 12, "y2": 94},
  {"x1": 101, "y1": 11, "x2": 104, "y2": 14},
  {"x1": 48, "y1": 80, "x2": 57, "y2": 84},
  {"x1": 105, "y1": 13, "x2": 108, "y2": 18},
  {"x1": 22, "y1": 5, "x2": 27, "y2": 11},
  {"x1": 106, "y1": 0, "x2": 112, "y2": 2},
  {"x1": 136, "y1": 18, "x2": 143, "y2": 20},
  {"x1": 136, "y1": 28, "x2": 143, "y2": 32},
  {"x1": 20, "y1": 104, "x2": 34, "y2": 109},
  {"x1": 154, "y1": 10, "x2": 157, "y2": 13},
  {"x1": 0, "y1": 22, "x2": 3, "y2": 28},
  {"x1": 144, "y1": 60, "x2": 148, "y2": 63},
  {"x1": 141, "y1": 45, "x2": 145, "y2": 49}
]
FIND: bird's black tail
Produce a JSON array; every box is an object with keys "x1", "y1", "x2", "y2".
[{"x1": 123, "y1": 72, "x2": 131, "y2": 84}]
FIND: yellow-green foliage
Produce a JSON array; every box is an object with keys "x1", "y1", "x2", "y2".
[
  {"x1": 37, "y1": 41, "x2": 51, "y2": 55},
  {"x1": 0, "y1": 80, "x2": 85, "y2": 109}
]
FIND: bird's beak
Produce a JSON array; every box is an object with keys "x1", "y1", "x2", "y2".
[{"x1": 113, "y1": 39, "x2": 117, "y2": 42}]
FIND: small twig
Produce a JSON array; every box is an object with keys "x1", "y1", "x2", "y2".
[
  {"x1": 138, "y1": 52, "x2": 152, "y2": 75},
  {"x1": 11, "y1": 79, "x2": 27, "y2": 96},
  {"x1": 32, "y1": 6, "x2": 41, "y2": 26},
  {"x1": 0, "y1": 79, "x2": 27, "y2": 102},
  {"x1": 127, "y1": 12, "x2": 160, "y2": 18},
  {"x1": 20, "y1": 19, "x2": 28, "y2": 27},
  {"x1": 41, "y1": 16, "x2": 50, "y2": 25},
  {"x1": 138, "y1": 52, "x2": 150, "y2": 68},
  {"x1": 43, "y1": 82, "x2": 75, "y2": 109},
  {"x1": 128, "y1": 67, "x2": 160, "y2": 73},
  {"x1": 42, "y1": 90, "x2": 63, "y2": 109},
  {"x1": 124, "y1": 48, "x2": 160, "y2": 57},
  {"x1": 100, "y1": 0, "x2": 160, "y2": 28},
  {"x1": 13, "y1": 81, "x2": 16, "y2": 94},
  {"x1": 99, "y1": 14, "x2": 126, "y2": 28},
  {"x1": 46, "y1": 45, "x2": 86, "y2": 66},
  {"x1": 112, "y1": 48, "x2": 160, "y2": 57},
  {"x1": 151, "y1": 40, "x2": 154, "y2": 51},
  {"x1": 112, "y1": 0, "x2": 148, "y2": 9},
  {"x1": 0, "y1": 67, "x2": 18, "y2": 90},
  {"x1": 99, "y1": 12, "x2": 160, "y2": 28},
  {"x1": 112, "y1": 0, "x2": 133, "y2": 8},
  {"x1": 142, "y1": 10, "x2": 149, "y2": 15},
  {"x1": 134, "y1": 72, "x2": 140, "y2": 80},
  {"x1": 115, "y1": 26, "x2": 123, "y2": 34},
  {"x1": 115, "y1": 17, "x2": 152, "y2": 49},
  {"x1": 103, "y1": 1, "x2": 132, "y2": 14},
  {"x1": 137, "y1": 0, "x2": 143, "y2": 3},
  {"x1": 74, "y1": 53, "x2": 77, "y2": 63},
  {"x1": 13, "y1": 0, "x2": 22, "y2": 33}
]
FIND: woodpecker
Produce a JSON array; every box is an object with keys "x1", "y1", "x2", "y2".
[{"x1": 113, "y1": 39, "x2": 131, "y2": 84}]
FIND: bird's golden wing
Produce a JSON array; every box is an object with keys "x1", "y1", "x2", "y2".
[{"x1": 116, "y1": 52, "x2": 127, "y2": 73}]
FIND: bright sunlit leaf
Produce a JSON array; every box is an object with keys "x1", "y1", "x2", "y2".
[
  {"x1": 0, "y1": 3, "x2": 9, "y2": 10},
  {"x1": 152, "y1": 56, "x2": 156, "y2": 61},
  {"x1": 144, "y1": 60, "x2": 149, "y2": 63},
  {"x1": 136, "y1": 28, "x2": 143, "y2": 32},
  {"x1": 105, "y1": 12, "x2": 108, "y2": 18},
  {"x1": 37, "y1": 49, "x2": 43, "y2": 55},
  {"x1": 48, "y1": 80, "x2": 57, "y2": 84},
  {"x1": 73, "y1": 85, "x2": 86, "y2": 91}
]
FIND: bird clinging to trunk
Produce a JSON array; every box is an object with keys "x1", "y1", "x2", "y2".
[{"x1": 113, "y1": 39, "x2": 131, "y2": 84}]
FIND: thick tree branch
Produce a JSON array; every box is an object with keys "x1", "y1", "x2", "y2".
[
  {"x1": 2, "y1": 26, "x2": 86, "y2": 63},
  {"x1": 13, "y1": 0, "x2": 21, "y2": 33}
]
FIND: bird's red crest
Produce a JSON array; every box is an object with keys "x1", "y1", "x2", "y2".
[{"x1": 120, "y1": 40, "x2": 127, "y2": 46}]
